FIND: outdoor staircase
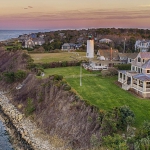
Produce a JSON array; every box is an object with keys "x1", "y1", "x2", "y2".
[{"x1": 122, "y1": 82, "x2": 131, "y2": 90}]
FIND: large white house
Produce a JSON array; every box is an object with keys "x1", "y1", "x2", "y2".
[
  {"x1": 135, "y1": 40, "x2": 150, "y2": 52},
  {"x1": 23, "y1": 38, "x2": 45, "y2": 48},
  {"x1": 118, "y1": 52, "x2": 150, "y2": 98},
  {"x1": 99, "y1": 38, "x2": 112, "y2": 43}
]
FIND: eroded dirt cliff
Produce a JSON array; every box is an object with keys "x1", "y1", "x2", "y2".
[{"x1": 0, "y1": 49, "x2": 102, "y2": 149}]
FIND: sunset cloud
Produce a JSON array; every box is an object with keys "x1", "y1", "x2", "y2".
[
  {"x1": 2, "y1": 8, "x2": 149, "y2": 22},
  {"x1": 0, "y1": 6, "x2": 150, "y2": 29},
  {"x1": 28, "y1": 6, "x2": 33, "y2": 8},
  {"x1": 139, "y1": 4, "x2": 150, "y2": 7}
]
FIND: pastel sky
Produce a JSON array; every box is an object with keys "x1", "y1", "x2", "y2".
[{"x1": 0, "y1": 0, "x2": 150, "y2": 30}]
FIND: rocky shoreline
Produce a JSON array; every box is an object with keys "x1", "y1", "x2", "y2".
[{"x1": 0, "y1": 91, "x2": 64, "y2": 150}]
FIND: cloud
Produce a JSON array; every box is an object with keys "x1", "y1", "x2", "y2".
[
  {"x1": 28, "y1": 6, "x2": 33, "y2": 9},
  {"x1": 1, "y1": 8, "x2": 150, "y2": 22},
  {"x1": 139, "y1": 5, "x2": 150, "y2": 7}
]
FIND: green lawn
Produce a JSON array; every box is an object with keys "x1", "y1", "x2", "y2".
[
  {"x1": 30, "y1": 52, "x2": 87, "y2": 63},
  {"x1": 44, "y1": 66, "x2": 150, "y2": 127},
  {"x1": 44, "y1": 66, "x2": 100, "y2": 78}
]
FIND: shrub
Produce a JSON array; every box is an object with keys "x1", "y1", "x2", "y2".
[
  {"x1": 22, "y1": 53, "x2": 30, "y2": 59},
  {"x1": 63, "y1": 84, "x2": 71, "y2": 91},
  {"x1": 90, "y1": 134, "x2": 100, "y2": 147},
  {"x1": 115, "y1": 64, "x2": 131, "y2": 70},
  {"x1": 103, "y1": 134, "x2": 128, "y2": 150},
  {"x1": 101, "y1": 67, "x2": 118, "y2": 77},
  {"x1": 53, "y1": 74, "x2": 63, "y2": 81},
  {"x1": 4, "y1": 72, "x2": 15, "y2": 83},
  {"x1": 118, "y1": 105, "x2": 135, "y2": 130},
  {"x1": 62, "y1": 61, "x2": 67, "y2": 67},
  {"x1": 41, "y1": 63, "x2": 50, "y2": 69},
  {"x1": 37, "y1": 70, "x2": 42, "y2": 76},
  {"x1": 108, "y1": 67, "x2": 118, "y2": 75},
  {"x1": 25, "y1": 98, "x2": 35, "y2": 116},
  {"x1": 15, "y1": 70, "x2": 27, "y2": 81},
  {"x1": 4, "y1": 70, "x2": 26, "y2": 83},
  {"x1": 101, "y1": 70, "x2": 111, "y2": 77},
  {"x1": 60, "y1": 80, "x2": 67, "y2": 85}
]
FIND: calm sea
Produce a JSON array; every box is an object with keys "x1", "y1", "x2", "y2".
[
  {"x1": 0, "y1": 30, "x2": 41, "y2": 41},
  {"x1": 0, "y1": 120, "x2": 13, "y2": 150}
]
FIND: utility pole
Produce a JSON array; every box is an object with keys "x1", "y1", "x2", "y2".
[
  {"x1": 110, "y1": 47, "x2": 112, "y2": 61},
  {"x1": 123, "y1": 38, "x2": 126, "y2": 53}
]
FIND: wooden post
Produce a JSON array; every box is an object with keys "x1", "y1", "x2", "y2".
[
  {"x1": 143, "y1": 81, "x2": 146, "y2": 92},
  {"x1": 137, "y1": 79, "x2": 139, "y2": 93}
]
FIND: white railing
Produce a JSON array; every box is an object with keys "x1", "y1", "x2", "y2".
[{"x1": 146, "y1": 88, "x2": 150, "y2": 92}]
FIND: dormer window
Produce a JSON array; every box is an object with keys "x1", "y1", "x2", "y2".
[
  {"x1": 143, "y1": 59, "x2": 145, "y2": 63},
  {"x1": 138, "y1": 57, "x2": 141, "y2": 62},
  {"x1": 147, "y1": 70, "x2": 150, "y2": 73}
]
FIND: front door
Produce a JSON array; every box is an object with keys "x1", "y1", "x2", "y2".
[{"x1": 127, "y1": 77, "x2": 131, "y2": 85}]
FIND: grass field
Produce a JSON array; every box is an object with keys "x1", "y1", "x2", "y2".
[
  {"x1": 44, "y1": 66, "x2": 100, "y2": 78},
  {"x1": 30, "y1": 52, "x2": 87, "y2": 63},
  {"x1": 44, "y1": 66, "x2": 150, "y2": 127}
]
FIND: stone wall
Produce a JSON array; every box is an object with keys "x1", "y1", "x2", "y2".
[{"x1": 0, "y1": 92, "x2": 64, "y2": 150}]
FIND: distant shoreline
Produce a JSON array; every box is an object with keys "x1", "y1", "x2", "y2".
[{"x1": 0, "y1": 30, "x2": 48, "y2": 42}]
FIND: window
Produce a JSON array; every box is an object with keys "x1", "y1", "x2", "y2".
[
  {"x1": 139, "y1": 80, "x2": 143, "y2": 87},
  {"x1": 147, "y1": 70, "x2": 150, "y2": 73},
  {"x1": 123, "y1": 75, "x2": 125, "y2": 80},
  {"x1": 143, "y1": 59, "x2": 145, "y2": 63},
  {"x1": 146, "y1": 82, "x2": 150, "y2": 88},
  {"x1": 138, "y1": 68, "x2": 141, "y2": 73},
  {"x1": 87, "y1": 53, "x2": 89, "y2": 56},
  {"x1": 138, "y1": 57, "x2": 141, "y2": 62},
  {"x1": 132, "y1": 66, "x2": 135, "y2": 71},
  {"x1": 120, "y1": 73, "x2": 122, "y2": 78}
]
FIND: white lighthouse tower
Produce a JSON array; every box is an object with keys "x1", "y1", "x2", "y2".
[{"x1": 86, "y1": 36, "x2": 94, "y2": 59}]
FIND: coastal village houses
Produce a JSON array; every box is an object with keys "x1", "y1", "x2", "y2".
[
  {"x1": 61, "y1": 43, "x2": 82, "y2": 51},
  {"x1": 99, "y1": 38, "x2": 112, "y2": 43},
  {"x1": 19, "y1": 33, "x2": 45, "y2": 48},
  {"x1": 118, "y1": 53, "x2": 138, "y2": 64},
  {"x1": 135, "y1": 40, "x2": 150, "y2": 52},
  {"x1": 83, "y1": 49, "x2": 122, "y2": 70},
  {"x1": 118, "y1": 52, "x2": 150, "y2": 98}
]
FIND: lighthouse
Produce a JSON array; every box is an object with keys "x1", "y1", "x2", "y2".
[{"x1": 86, "y1": 36, "x2": 94, "y2": 58}]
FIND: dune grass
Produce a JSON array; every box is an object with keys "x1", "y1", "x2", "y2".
[
  {"x1": 44, "y1": 66, "x2": 150, "y2": 127},
  {"x1": 30, "y1": 52, "x2": 87, "y2": 63}
]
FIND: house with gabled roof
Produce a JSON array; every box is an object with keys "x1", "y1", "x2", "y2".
[
  {"x1": 83, "y1": 49, "x2": 123, "y2": 71},
  {"x1": 61, "y1": 43, "x2": 75, "y2": 51},
  {"x1": 118, "y1": 52, "x2": 150, "y2": 98},
  {"x1": 127, "y1": 53, "x2": 138, "y2": 64},
  {"x1": 99, "y1": 38, "x2": 112, "y2": 43},
  {"x1": 118, "y1": 53, "x2": 138, "y2": 64},
  {"x1": 135, "y1": 40, "x2": 150, "y2": 52},
  {"x1": 97, "y1": 49, "x2": 119, "y2": 61}
]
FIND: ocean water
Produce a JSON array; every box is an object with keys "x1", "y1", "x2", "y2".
[
  {"x1": 0, "y1": 120, "x2": 14, "y2": 150},
  {"x1": 0, "y1": 29, "x2": 50, "y2": 41}
]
